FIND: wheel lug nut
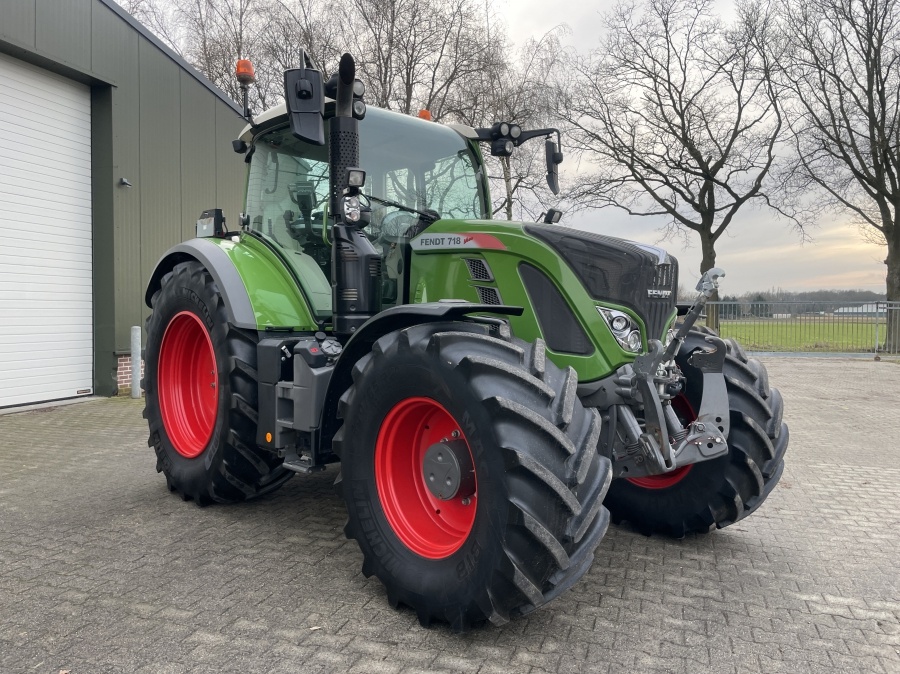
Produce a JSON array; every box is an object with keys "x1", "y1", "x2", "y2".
[{"x1": 451, "y1": 430, "x2": 460, "y2": 438}]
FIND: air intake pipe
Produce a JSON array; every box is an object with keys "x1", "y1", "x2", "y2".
[{"x1": 329, "y1": 53, "x2": 381, "y2": 337}]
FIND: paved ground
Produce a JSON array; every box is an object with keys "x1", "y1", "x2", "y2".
[{"x1": 1, "y1": 357, "x2": 899, "y2": 674}]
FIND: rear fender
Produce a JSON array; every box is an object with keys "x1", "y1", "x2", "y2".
[
  {"x1": 145, "y1": 240, "x2": 256, "y2": 328},
  {"x1": 145, "y1": 236, "x2": 317, "y2": 331}
]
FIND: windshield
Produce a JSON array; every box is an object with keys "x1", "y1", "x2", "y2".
[{"x1": 245, "y1": 107, "x2": 488, "y2": 250}]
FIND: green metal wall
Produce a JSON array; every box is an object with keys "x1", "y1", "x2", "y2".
[{"x1": 0, "y1": 0, "x2": 246, "y2": 395}]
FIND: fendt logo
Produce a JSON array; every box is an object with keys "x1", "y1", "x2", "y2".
[
  {"x1": 647, "y1": 289, "x2": 672, "y2": 298},
  {"x1": 410, "y1": 233, "x2": 506, "y2": 251}
]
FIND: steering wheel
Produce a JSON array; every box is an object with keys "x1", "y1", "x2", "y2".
[{"x1": 379, "y1": 211, "x2": 418, "y2": 243}]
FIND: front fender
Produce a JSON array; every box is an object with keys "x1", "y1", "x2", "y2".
[{"x1": 318, "y1": 302, "x2": 523, "y2": 452}]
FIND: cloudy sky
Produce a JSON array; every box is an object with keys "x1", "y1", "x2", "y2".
[{"x1": 500, "y1": 0, "x2": 889, "y2": 296}]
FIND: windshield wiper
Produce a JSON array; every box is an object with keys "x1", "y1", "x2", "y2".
[{"x1": 363, "y1": 194, "x2": 439, "y2": 223}]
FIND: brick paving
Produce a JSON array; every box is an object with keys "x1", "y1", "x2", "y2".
[{"x1": 1, "y1": 357, "x2": 898, "y2": 674}]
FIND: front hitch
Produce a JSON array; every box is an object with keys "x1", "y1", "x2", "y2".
[{"x1": 608, "y1": 267, "x2": 732, "y2": 478}]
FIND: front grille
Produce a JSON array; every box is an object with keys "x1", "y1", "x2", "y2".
[
  {"x1": 525, "y1": 224, "x2": 678, "y2": 340},
  {"x1": 475, "y1": 286, "x2": 502, "y2": 305},
  {"x1": 465, "y1": 258, "x2": 494, "y2": 282},
  {"x1": 653, "y1": 263, "x2": 674, "y2": 290},
  {"x1": 369, "y1": 259, "x2": 381, "y2": 277},
  {"x1": 340, "y1": 289, "x2": 358, "y2": 301}
]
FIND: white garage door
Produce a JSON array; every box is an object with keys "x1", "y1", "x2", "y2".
[{"x1": 0, "y1": 52, "x2": 93, "y2": 407}]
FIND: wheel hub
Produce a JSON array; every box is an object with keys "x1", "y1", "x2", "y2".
[
  {"x1": 374, "y1": 397, "x2": 477, "y2": 559},
  {"x1": 422, "y1": 440, "x2": 475, "y2": 501}
]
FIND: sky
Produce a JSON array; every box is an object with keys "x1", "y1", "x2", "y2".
[{"x1": 499, "y1": 0, "x2": 889, "y2": 296}]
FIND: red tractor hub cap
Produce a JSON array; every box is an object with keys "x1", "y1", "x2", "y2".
[
  {"x1": 375, "y1": 397, "x2": 477, "y2": 559},
  {"x1": 158, "y1": 311, "x2": 218, "y2": 459}
]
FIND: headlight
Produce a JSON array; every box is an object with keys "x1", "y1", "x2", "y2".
[
  {"x1": 597, "y1": 307, "x2": 643, "y2": 353},
  {"x1": 626, "y1": 330, "x2": 642, "y2": 352}
]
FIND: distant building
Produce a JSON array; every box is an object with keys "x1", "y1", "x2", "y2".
[
  {"x1": 833, "y1": 303, "x2": 885, "y2": 316},
  {"x1": 0, "y1": 1, "x2": 246, "y2": 407}
]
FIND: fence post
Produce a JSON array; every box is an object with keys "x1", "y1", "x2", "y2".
[{"x1": 875, "y1": 302, "x2": 882, "y2": 354}]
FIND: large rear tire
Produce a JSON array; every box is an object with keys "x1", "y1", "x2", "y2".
[
  {"x1": 334, "y1": 324, "x2": 612, "y2": 630},
  {"x1": 604, "y1": 330, "x2": 789, "y2": 537},
  {"x1": 143, "y1": 260, "x2": 292, "y2": 504}
]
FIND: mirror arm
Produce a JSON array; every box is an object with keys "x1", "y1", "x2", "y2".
[{"x1": 513, "y1": 127, "x2": 560, "y2": 146}]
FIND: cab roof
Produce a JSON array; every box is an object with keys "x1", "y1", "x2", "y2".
[{"x1": 238, "y1": 102, "x2": 479, "y2": 143}]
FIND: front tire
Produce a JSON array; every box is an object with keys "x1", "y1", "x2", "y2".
[
  {"x1": 143, "y1": 260, "x2": 292, "y2": 504},
  {"x1": 335, "y1": 324, "x2": 612, "y2": 630},
  {"x1": 604, "y1": 330, "x2": 789, "y2": 537}
]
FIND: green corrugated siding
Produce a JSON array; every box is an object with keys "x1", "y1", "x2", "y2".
[
  {"x1": 0, "y1": 1, "x2": 36, "y2": 49},
  {"x1": 138, "y1": 39, "x2": 182, "y2": 297},
  {"x1": 90, "y1": 1, "x2": 134, "y2": 85},
  {"x1": 91, "y1": 9, "x2": 145, "y2": 351},
  {"x1": 215, "y1": 103, "x2": 245, "y2": 215},
  {"x1": 35, "y1": 0, "x2": 92, "y2": 72},
  {"x1": 179, "y1": 73, "x2": 218, "y2": 242},
  {"x1": 1, "y1": 0, "x2": 248, "y2": 364}
]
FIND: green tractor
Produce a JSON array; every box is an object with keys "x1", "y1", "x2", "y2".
[{"x1": 143, "y1": 53, "x2": 788, "y2": 629}]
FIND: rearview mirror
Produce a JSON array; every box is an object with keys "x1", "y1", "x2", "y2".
[
  {"x1": 284, "y1": 54, "x2": 325, "y2": 146},
  {"x1": 545, "y1": 139, "x2": 563, "y2": 195}
]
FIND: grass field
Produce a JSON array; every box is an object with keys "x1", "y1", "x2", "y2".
[{"x1": 698, "y1": 317, "x2": 890, "y2": 352}]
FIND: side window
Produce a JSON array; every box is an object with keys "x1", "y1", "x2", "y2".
[
  {"x1": 246, "y1": 138, "x2": 330, "y2": 262},
  {"x1": 246, "y1": 145, "x2": 281, "y2": 235}
]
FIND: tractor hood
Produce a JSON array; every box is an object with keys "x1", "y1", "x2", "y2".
[{"x1": 524, "y1": 224, "x2": 679, "y2": 343}]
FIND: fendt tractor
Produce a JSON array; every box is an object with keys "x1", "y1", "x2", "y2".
[{"x1": 142, "y1": 52, "x2": 789, "y2": 630}]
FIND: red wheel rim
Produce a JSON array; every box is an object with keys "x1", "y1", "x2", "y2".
[
  {"x1": 158, "y1": 311, "x2": 218, "y2": 459},
  {"x1": 626, "y1": 394, "x2": 695, "y2": 490},
  {"x1": 375, "y1": 397, "x2": 477, "y2": 559}
]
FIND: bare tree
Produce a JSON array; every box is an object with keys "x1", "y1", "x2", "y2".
[
  {"x1": 120, "y1": 0, "x2": 269, "y2": 107},
  {"x1": 451, "y1": 28, "x2": 570, "y2": 220},
  {"x1": 778, "y1": 0, "x2": 900, "y2": 348},
  {"x1": 177, "y1": 0, "x2": 264, "y2": 105},
  {"x1": 256, "y1": 0, "x2": 343, "y2": 105},
  {"x1": 120, "y1": 0, "x2": 186, "y2": 52},
  {"x1": 339, "y1": 0, "x2": 502, "y2": 120},
  {"x1": 561, "y1": 0, "x2": 794, "y2": 299}
]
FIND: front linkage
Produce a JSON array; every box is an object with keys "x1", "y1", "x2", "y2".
[{"x1": 598, "y1": 268, "x2": 730, "y2": 479}]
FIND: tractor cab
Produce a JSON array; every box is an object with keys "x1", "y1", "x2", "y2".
[{"x1": 240, "y1": 105, "x2": 489, "y2": 318}]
